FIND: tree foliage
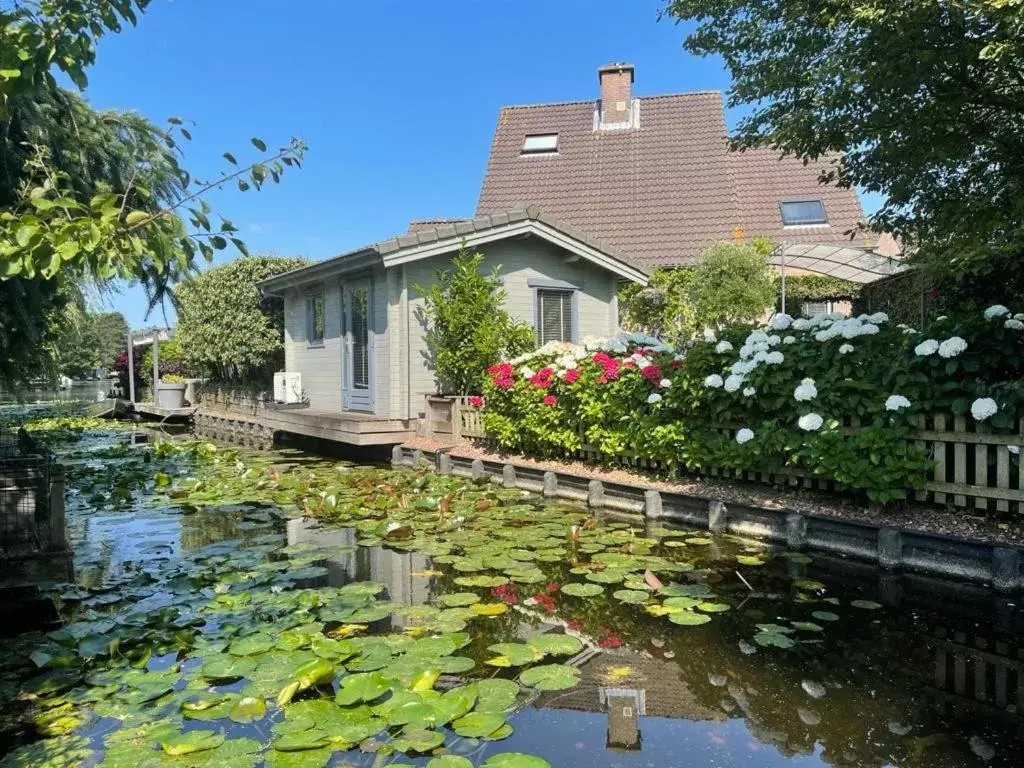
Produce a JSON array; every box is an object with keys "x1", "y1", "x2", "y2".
[
  {"x1": 621, "y1": 241, "x2": 775, "y2": 339},
  {"x1": 413, "y1": 249, "x2": 535, "y2": 396},
  {"x1": 662, "y1": 0, "x2": 1024, "y2": 278},
  {"x1": 175, "y1": 256, "x2": 308, "y2": 387},
  {"x1": 50, "y1": 305, "x2": 128, "y2": 377}
]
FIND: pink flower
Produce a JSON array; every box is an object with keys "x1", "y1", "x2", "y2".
[
  {"x1": 641, "y1": 364, "x2": 663, "y2": 383},
  {"x1": 567, "y1": 618, "x2": 583, "y2": 632},
  {"x1": 468, "y1": 396, "x2": 483, "y2": 408},
  {"x1": 565, "y1": 369, "x2": 581, "y2": 384},
  {"x1": 543, "y1": 395, "x2": 557, "y2": 406},
  {"x1": 494, "y1": 376, "x2": 515, "y2": 390}
]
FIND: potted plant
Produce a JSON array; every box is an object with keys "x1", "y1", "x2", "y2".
[{"x1": 157, "y1": 374, "x2": 188, "y2": 409}]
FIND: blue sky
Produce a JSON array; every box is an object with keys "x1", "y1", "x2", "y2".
[{"x1": 80, "y1": 0, "x2": 871, "y2": 327}]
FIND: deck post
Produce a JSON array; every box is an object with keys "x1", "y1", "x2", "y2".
[
  {"x1": 643, "y1": 489, "x2": 663, "y2": 519},
  {"x1": 438, "y1": 452, "x2": 453, "y2": 475},
  {"x1": 587, "y1": 479, "x2": 605, "y2": 509},
  {"x1": 391, "y1": 445, "x2": 403, "y2": 468},
  {"x1": 48, "y1": 464, "x2": 66, "y2": 550},
  {"x1": 502, "y1": 464, "x2": 516, "y2": 488},
  {"x1": 542, "y1": 471, "x2": 558, "y2": 498},
  {"x1": 127, "y1": 330, "x2": 135, "y2": 402},
  {"x1": 707, "y1": 500, "x2": 727, "y2": 532},
  {"x1": 152, "y1": 335, "x2": 159, "y2": 404}
]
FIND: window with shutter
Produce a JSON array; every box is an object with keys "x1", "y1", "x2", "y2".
[
  {"x1": 537, "y1": 289, "x2": 574, "y2": 345},
  {"x1": 306, "y1": 292, "x2": 325, "y2": 345}
]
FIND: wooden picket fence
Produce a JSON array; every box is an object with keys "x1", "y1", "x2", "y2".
[{"x1": 449, "y1": 401, "x2": 1024, "y2": 514}]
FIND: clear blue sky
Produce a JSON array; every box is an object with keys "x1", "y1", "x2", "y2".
[{"x1": 80, "y1": 0, "x2": 874, "y2": 327}]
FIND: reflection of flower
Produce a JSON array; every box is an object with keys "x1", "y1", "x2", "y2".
[
  {"x1": 532, "y1": 594, "x2": 557, "y2": 612},
  {"x1": 567, "y1": 618, "x2": 583, "y2": 632},
  {"x1": 546, "y1": 582, "x2": 560, "y2": 593},
  {"x1": 598, "y1": 626, "x2": 623, "y2": 648},
  {"x1": 491, "y1": 583, "x2": 518, "y2": 604}
]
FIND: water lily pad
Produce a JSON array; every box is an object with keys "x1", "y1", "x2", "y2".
[
  {"x1": 470, "y1": 602, "x2": 508, "y2": 616},
  {"x1": 273, "y1": 730, "x2": 331, "y2": 752},
  {"x1": 560, "y1": 582, "x2": 603, "y2": 597},
  {"x1": 472, "y1": 679, "x2": 520, "y2": 713},
  {"x1": 668, "y1": 611, "x2": 711, "y2": 626},
  {"x1": 229, "y1": 696, "x2": 267, "y2": 723},
  {"x1": 486, "y1": 643, "x2": 544, "y2": 667},
  {"x1": 753, "y1": 631, "x2": 796, "y2": 649},
  {"x1": 851, "y1": 599, "x2": 882, "y2": 610},
  {"x1": 811, "y1": 611, "x2": 840, "y2": 622},
  {"x1": 612, "y1": 589, "x2": 650, "y2": 604},
  {"x1": 228, "y1": 633, "x2": 275, "y2": 657},
  {"x1": 518, "y1": 664, "x2": 581, "y2": 691},
  {"x1": 685, "y1": 537, "x2": 712, "y2": 545},
  {"x1": 529, "y1": 634, "x2": 583, "y2": 656},
  {"x1": 161, "y1": 730, "x2": 225, "y2": 756},
  {"x1": 427, "y1": 757, "x2": 474, "y2": 768},
  {"x1": 659, "y1": 584, "x2": 713, "y2": 598},
  {"x1": 790, "y1": 621, "x2": 824, "y2": 632},
  {"x1": 452, "y1": 711, "x2": 508, "y2": 738},
  {"x1": 482, "y1": 753, "x2": 552, "y2": 768},
  {"x1": 697, "y1": 602, "x2": 730, "y2": 613},
  {"x1": 391, "y1": 727, "x2": 445, "y2": 753},
  {"x1": 334, "y1": 672, "x2": 394, "y2": 705},
  {"x1": 585, "y1": 569, "x2": 628, "y2": 584},
  {"x1": 793, "y1": 578, "x2": 826, "y2": 591},
  {"x1": 454, "y1": 575, "x2": 508, "y2": 588},
  {"x1": 437, "y1": 592, "x2": 481, "y2": 607},
  {"x1": 264, "y1": 747, "x2": 334, "y2": 768}
]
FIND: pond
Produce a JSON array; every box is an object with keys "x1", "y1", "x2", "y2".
[{"x1": 0, "y1": 422, "x2": 1021, "y2": 768}]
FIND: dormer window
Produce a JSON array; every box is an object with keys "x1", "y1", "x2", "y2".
[
  {"x1": 780, "y1": 200, "x2": 828, "y2": 226},
  {"x1": 521, "y1": 133, "x2": 558, "y2": 155}
]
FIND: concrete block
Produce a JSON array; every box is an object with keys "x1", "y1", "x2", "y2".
[
  {"x1": 470, "y1": 459, "x2": 485, "y2": 482},
  {"x1": 438, "y1": 453, "x2": 453, "y2": 475},
  {"x1": 391, "y1": 445, "x2": 403, "y2": 467},
  {"x1": 502, "y1": 464, "x2": 517, "y2": 489},
  {"x1": 411, "y1": 450, "x2": 423, "y2": 468},
  {"x1": 644, "y1": 489, "x2": 663, "y2": 519},
  {"x1": 878, "y1": 529, "x2": 902, "y2": 570},
  {"x1": 587, "y1": 480, "x2": 605, "y2": 509},
  {"x1": 708, "y1": 500, "x2": 727, "y2": 532},
  {"x1": 785, "y1": 513, "x2": 807, "y2": 550},
  {"x1": 543, "y1": 471, "x2": 558, "y2": 497},
  {"x1": 992, "y1": 547, "x2": 1020, "y2": 592}
]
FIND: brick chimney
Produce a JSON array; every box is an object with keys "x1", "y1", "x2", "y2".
[{"x1": 598, "y1": 62, "x2": 635, "y2": 127}]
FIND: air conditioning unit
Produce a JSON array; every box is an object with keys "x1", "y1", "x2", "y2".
[{"x1": 273, "y1": 372, "x2": 303, "y2": 404}]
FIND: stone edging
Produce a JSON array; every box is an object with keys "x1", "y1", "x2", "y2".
[{"x1": 391, "y1": 446, "x2": 1023, "y2": 593}]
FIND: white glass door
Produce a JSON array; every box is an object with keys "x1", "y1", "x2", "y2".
[{"x1": 342, "y1": 278, "x2": 373, "y2": 411}]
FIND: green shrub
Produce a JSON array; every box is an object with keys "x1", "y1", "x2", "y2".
[
  {"x1": 176, "y1": 255, "x2": 308, "y2": 388},
  {"x1": 413, "y1": 249, "x2": 535, "y2": 395},
  {"x1": 482, "y1": 305, "x2": 1024, "y2": 504}
]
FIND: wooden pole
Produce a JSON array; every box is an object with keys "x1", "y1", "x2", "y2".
[
  {"x1": 152, "y1": 335, "x2": 160, "y2": 404},
  {"x1": 127, "y1": 330, "x2": 135, "y2": 402}
]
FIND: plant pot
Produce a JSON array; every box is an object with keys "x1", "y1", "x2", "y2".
[{"x1": 157, "y1": 382, "x2": 187, "y2": 409}]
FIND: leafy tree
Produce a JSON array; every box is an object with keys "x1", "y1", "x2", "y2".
[
  {"x1": 90, "y1": 311, "x2": 128, "y2": 368},
  {"x1": 413, "y1": 249, "x2": 535, "y2": 396},
  {"x1": 175, "y1": 256, "x2": 308, "y2": 387},
  {"x1": 661, "y1": 0, "x2": 1024, "y2": 280},
  {"x1": 687, "y1": 242, "x2": 776, "y2": 328}
]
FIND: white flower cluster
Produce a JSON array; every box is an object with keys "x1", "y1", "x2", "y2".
[
  {"x1": 914, "y1": 339, "x2": 939, "y2": 356},
  {"x1": 839, "y1": 344, "x2": 855, "y2": 355},
  {"x1": 971, "y1": 397, "x2": 998, "y2": 421},
  {"x1": 705, "y1": 374, "x2": 724, "y2": 389},
  {"x1": 735, "y1": 428, "x2": 755, "y2": 444},
  {"x1": 984, "y1": 305, "x2": 1010, "y2": 319},
  {"x1": 1005, "y1": 318, "x2": 1024, "y2": 331},
  {"x1": 798, "y1": 413, "x2": 824, "y2": 431},
  {"x1": 647, "y1": 392, "x2": 662, "y2": 404},
  {"x1": 884, "y1": 394, "x2": 911, "y2": 411},
  {"x1": 938, "y1": 337, "x2": 968, "y2": 358},
  {"x1": 794, "y1": 378, "x2": 818, "y2": 402},
  {"x1": 715, "y1": 340, "x2": 734, "y2": 354}
]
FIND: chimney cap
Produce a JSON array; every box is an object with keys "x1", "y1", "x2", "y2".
[{"x1": 598, "y1": 62, "x2": 635, "y2": 83}]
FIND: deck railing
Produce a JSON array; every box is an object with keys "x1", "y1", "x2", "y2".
[{"x1": 449, "y1": 402, "x2": 1024, "y2": 513}]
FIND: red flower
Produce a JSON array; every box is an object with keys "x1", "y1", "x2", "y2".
[
  {"x1": 468, "y1": 396, "x2": 483, "y2": 408},
  {"x1": 532, "y1": 594, "x2": 556, "y2": 612},
  {"x1": 623, "y1": 359, "x2": 636, "y2": 368},
  {"x1": 546, "y1": 582, "x2": 560, "y2": 593},
  {"x1": 641, "y1": 363, "x2": 663, "y2": 383},
  {"x1": 567, "y1": 618, "x2": 583, "y2": 632},
  {"x1": 565, "y1": 369, "x2": 581, "y2": 384},
  {"x1": 494, "y1": 376, "x2": 516, "y2": 390},
  {"x1": 592, "y1": 352, "x2": 612, "y2": 365},
  {"x1": 543, "y1": 395, "x2": 557, "y2": 406},
  {"x1": 670, "y1": 360, "x2": 682, "y2": 369},
  {"x1": 598, "y1": 626, "x2": 623, "y2": 648},
  {"x1": 929, "y1": 287, "x2": 939, "y2": 299},
  {"x1": 491, "y1": 583, "x2": 518, "y2": 604}
]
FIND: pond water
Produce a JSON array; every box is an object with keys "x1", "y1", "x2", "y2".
[{"x1": 0, "y1": 424, "x2": 1022, "y2": 768}]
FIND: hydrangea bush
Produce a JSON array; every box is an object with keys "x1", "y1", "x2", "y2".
[{"x1": 481, "y1": 306, "x2": 1024, "y2": 503}]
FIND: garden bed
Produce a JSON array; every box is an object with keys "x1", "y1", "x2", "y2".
[{"x1": 400, "y1": 436, "x2": 1024, "y2": 548}]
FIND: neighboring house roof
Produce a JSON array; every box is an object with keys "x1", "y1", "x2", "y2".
[
  {"x1": 476, "y1": 91, "x2": 870, "y2": 268},
  {"x1": 258, "y1": 207, "x2": 649, "y2": 295}
]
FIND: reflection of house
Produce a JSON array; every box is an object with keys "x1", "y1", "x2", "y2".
[
  {"x1": 533, "y1": 648, "x2": 722, "y2": 752},
  {"x1": 285, "y1": 517, "x2": 431, "y2": 626}
]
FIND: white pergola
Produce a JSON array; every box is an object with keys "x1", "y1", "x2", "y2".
[
  {"x1": 769, "y1": 243, "x2": 908, "y2": 314},
  {"x1": 125, "y1": 326, "x2": 175, "y2": 402}
]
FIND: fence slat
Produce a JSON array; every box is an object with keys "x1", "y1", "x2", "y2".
[
  {"x1": 953, "y1": 416, "x2": 968, "y2": 507},
  {"x1": 995, "y1": 442, "x2": 1010, "y2": 514},
  {"x1": 975, "y1": 424, "x2": 989, "y2": 512},
  {"x1": 933, "y1": 415, "x2": 947, "y2": 505}
]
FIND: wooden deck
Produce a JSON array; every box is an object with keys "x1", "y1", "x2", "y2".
[
  {"x1": 198, "y1": 401, "x2": 417, "y2": 447},
  {"x1": 134, "y1": 402, "x2": 199, "y2": 420}
]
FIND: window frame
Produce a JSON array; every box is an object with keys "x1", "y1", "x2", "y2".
[
  {"x1": 531, "y1": 280, "x2": 579, "y2": 346},
  {"x1": 521, "y1": 133, "x2": 559, "y2": 156},
  {"x1": 779, "y1": 199, "x2": 829, "y2": 227},
  {"x1": 305, "y1": 289, "x2": 326, "y2": 348}
]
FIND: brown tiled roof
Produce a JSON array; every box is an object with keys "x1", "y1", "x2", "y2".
[{"x1": 476, "y1": 92, "x2": 868, "y2": 267}]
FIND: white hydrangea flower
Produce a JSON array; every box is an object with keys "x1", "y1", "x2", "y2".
[
  {"x1": 984, "y1": 305, "x2": 1010, "y2": 319},
  {"x1": 827, "y1": 311, "x2": 845, "y2": 321},
  {"x1": 1004, "y1": 318, "x2": 1024, "y2": 331},
  {"x1": 868, "y1": 312, "x2": 889, "y2": 324},
  {"x1": 914, "y1": 339, "x2": 939, "y2": 356},
  {"x1": 770, "y1": 314, "x2": 793, "y2": 330},
  {"x1": 970, "y1": 397, "x2": 998, "y2": 421},
  {"x1": 1015, "y1": 313, "x2": 1024, "y2": 321},
  {"x1": 704, "y1": 374, "x2": 724, "y2": 389},
  {"x1": 742, "y1": 386, "x2": 756, "y2": 397},
  {"x1": 860, "y1": 323, "x2": 880, "y2": 336},
  {"x1": 739, "y1": 345, "x2": 754, "y2": 360},
  {"x1": 791, "y1": 318, "x2": 810, "y2": 331},
  {"x1": 936, "y1": 315, "x2": 948, "y2": 321},
  {"x1": 660, "y1": 378, "x2": 672, "y2": 388},
  {"x1": 839, "y1": 344, "x2": 855, "y2": 355},
  {"x1": 902, "y1": 328, "x2": 919, "y2": 335},
  {"x1": 794, "y1": 380, "x2": 818, "y2": 402},
  {"x1": 736, "y1": 428, "x2": 755, "y2": 444},
  {"x1": 730, "y1": 360, "x2": 755, "y2": 376},
  {"x1": 798, "y1": 413, "x2": 824, "y2": 431},
  {"x1": 520, "y1": 366, "x2": 535, "y2": 379},
  {"x1": 753, "y1": 341, "x2": 770, "y2": 353},
  {"x1": 753, "y1": 350, "x2": 768, "y2": 363},
  {"x1": 647, "y1": 392, "x2": 663, "y2": 404},
  {"x1": 801, "y1": 377, "x2": 816, "y2": 385},
  {"x1": 764, "y1": 351, "x2": 785, "y2": 365},
  {"x1": 885, "y1": 394, "x2": 911, "y2": 411},
  {"x1": 715, "y1": 340, "x2": 734, "y2": 354},
  {"x1": 767, "y1": 334, "x2": 782, "y2": 347},
  {"x1": 724, "y1": 374, "x2": 744, "y2": 393},
  {"x1": 938, "y1": 337, "x2": 968, "y2": 358},
  {"x1": 783, "y1": 335, "x2": 796, "y2": 345},
  {"x1": 747, "y1": 330, "x2": 770, "y2": 344}
]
